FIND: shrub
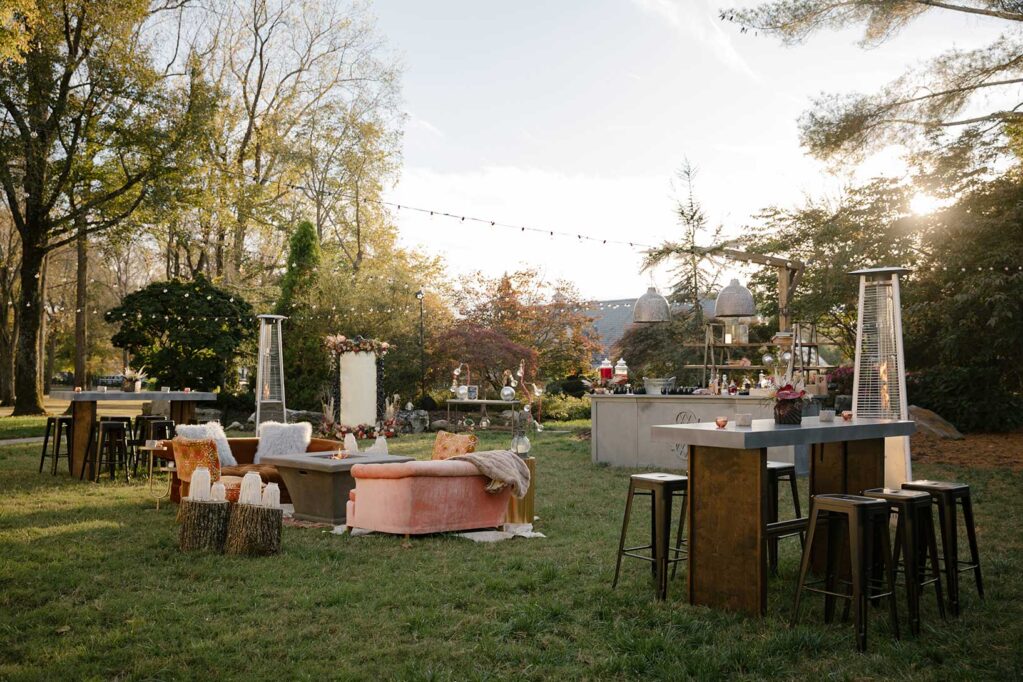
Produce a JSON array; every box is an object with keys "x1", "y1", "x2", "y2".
[
  {"x1": 906, "y1": 366, "x2": 1023, "y2": 433},
  {"x1": 539, "y1": 394, "x2": 591, "y2": 421}
]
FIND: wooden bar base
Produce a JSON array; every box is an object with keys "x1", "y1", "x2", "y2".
[{"x1": 688, "y1": 445, "x2": 767, "y2": 616}]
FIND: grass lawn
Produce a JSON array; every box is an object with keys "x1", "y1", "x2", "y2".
[
  {"x1": 2, "y1": 427, "x2": 1022, "y2": 680},
  {"x1": 0, "y1": 416, "x2": 50, "y2": 440}
]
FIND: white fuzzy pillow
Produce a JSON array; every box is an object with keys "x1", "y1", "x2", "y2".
[
  {"x1": 254, "y1": 421, "x2": 312, "y2": 463},
  {"x1": 175, "y1": 422, "x2": 237, "y2": 467}
]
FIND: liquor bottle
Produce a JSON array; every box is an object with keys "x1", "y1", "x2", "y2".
[{"x1": 728, "y1": 379, "x2": 737, "y2": 395}]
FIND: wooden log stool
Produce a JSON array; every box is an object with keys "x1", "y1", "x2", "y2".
[
  {"x1": 225, "y1": 503, "x2": 283, "y2": 556},
  {"x1": 766, "y1": 460, "x2": 804, "y2": 574},
  {"x1": 863, "y1": 487, "x2": 945, "y2": 635},
  {"x1": 612, "y1": 473, "x2": 688, "y2": 601},
  {"x1": 39, "y1": 415, "x2": 73, "y2": 475},
  {"x1": 901, "y1": 480, "x2": 983, "y2": 617},
  {"x1": 80, "y1": 420, "x2": 131, "y2": 482},
  {"x1": 792, "y1": 494, "x2": 899, "y2": 652},
  {"x1": 178, "y1": 498, "x2": 231, "y2": 553}
]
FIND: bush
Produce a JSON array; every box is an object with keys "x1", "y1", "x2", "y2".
[
  {"x1": 539, "y1": 394, "x2": 591, "y2": 421},
  {"x1": 907, "y1": 366, "x2": 1023, "y2": 433}
]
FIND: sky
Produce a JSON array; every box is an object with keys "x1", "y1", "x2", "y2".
[{"x1": 372, "y1": 0, "x2": 1005, "y2": 301}]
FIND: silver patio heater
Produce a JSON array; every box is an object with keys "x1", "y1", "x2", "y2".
[
  {"x1": 255, "y1": 314, "x2": 287, "y2": 431},
  {"x1": 850, "y1": 267, "x2": 911, "y2": 487}
]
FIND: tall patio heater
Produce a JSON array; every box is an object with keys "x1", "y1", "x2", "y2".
[
  {"x1": 255, "y1": 314, "x2": 287, "y2": 431},
  {"x1": 850, "y1": 268, "x2": 911, "y2": 487}
]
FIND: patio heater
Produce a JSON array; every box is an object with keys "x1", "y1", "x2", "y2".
[
  {"x1": 850, "y1": 268, "x2": 911, "y2": 487},
  {"x1": 255, "y1": 314, "x2": 287, "y2": 431}
]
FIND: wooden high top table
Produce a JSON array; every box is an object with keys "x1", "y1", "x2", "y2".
[
  {"x1": 650, "y1": 416, "x2": 915, "y2": 616},
  {"x1": 51, "y1": 390, "x2": 217, "y2": 479}
]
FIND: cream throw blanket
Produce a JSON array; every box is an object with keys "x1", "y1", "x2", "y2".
[{"x1": 450, "y1": 449, "x2": 531, "y2": 498}]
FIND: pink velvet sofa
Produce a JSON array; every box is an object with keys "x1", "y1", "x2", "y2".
[{"x1": 345, "y1": 459, "x2": 511, "y2": 535}]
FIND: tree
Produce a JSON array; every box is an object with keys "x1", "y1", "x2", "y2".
[
  {"x1": 0, "y1": 0, "x2": 37, "y2": 63},
  {"x1": 0, "y1": 0, "x2": 211, "y2": 413},
  {"x1": 432, "y1": 322, "x2": 538, "y2": 394},
  {"x1": 723, "y1": 1, "x2": 1023, "y2": 159},
  {"x1": 276, "y1": 220, "x2": 320, "y2": 316},
  {"x1": 455, "y1": 269, "x2": 600, "y2": 381},
  {"x1": 741, "y1": 178, "x2": 922, "y2": 357},
  {"x1": 105, "y1": 277, "x2": 255, "y2": 390}
]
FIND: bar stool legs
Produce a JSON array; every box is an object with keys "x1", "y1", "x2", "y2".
[
  {"x1": 39, "y1": 416, "x2": 73, "y2": 475},
  {"x1": 612, "y1": 473, "x2": 688, "y2": 600},
  {"x1": 792, "y1": 494, "x2": 899, "y2": 652},
  {"x1": 767, "y1": 461, "x2": 803, "y2": 574},
  {"x1": 902, "y1": 480, "x2": 983, "y2": 617}
]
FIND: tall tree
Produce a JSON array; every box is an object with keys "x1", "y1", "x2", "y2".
[
  {"x1": 724, "y1": 1, "x2": 1023, "y2": 159},
  {"x1": 0, "y1": 0, "x2": 211, "y2": 413}
]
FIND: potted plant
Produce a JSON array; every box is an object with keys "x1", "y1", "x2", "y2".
[
  {"x1": 773, "y1": 384, "x2": 807, "y2": 425},
  {"x1": 122, "y1": 366, "x2": 147, "y2": 392}
]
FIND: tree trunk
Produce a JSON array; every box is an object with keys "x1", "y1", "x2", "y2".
[
  {"x1": 36, "y1": 253, "x2": 47, "y2": 392},
  {"x1": 13, "y1": 240, "x2": 45, "y2": 415},
  {"x1": 178, "y1": 499, "x2": 231, "y2": 553},
  {"x1": 74, "y1": 224, "x2": 88, "y2": 387},
  {"x1": 225, "y1": 503, "x2": 282, "y2": 556}
]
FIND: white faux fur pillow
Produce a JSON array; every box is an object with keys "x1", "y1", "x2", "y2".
[
  {"x1": 175, "y1": 422, "x2": 237, "y2": 467},
  {"x1": 254, "y1": 421, "x2": 312, "y2": 463}
]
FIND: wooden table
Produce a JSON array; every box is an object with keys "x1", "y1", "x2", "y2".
[
  {"x1": 51, "y1": 390, "x2": 217, "y2": 479},
  {"x1": 445, "y1": 399, "x2": 520, "y2": 423},
  {"x1": 650, "y1": 416, "x2": 915, "y2": 616}
]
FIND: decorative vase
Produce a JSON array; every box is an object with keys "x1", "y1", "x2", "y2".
[
  {"x1": 122, "y1": 379, "x2": 135, "y2": 392},
  {"x1": 774, "y1": 399, "x2": 803, "y2": 425},
  {"x1": 500, "y1": 386, "x2": 516, "y2": 401}
]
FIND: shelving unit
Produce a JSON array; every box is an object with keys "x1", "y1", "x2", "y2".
[{"x1": 685, "y1": 322, "x2": 829, "y2": 386}]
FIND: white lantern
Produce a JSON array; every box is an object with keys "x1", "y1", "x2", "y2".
[
  {"x1": 240, "y1": 472, "x2": 263, "y2": 506},
  {"x1": 190, "y1": 467, "x2": 211, "y2": 501}
]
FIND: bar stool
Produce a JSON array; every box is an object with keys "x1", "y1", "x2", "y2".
[
  {"x1": 863, "y1": 488, "x2": 945, "y2": 635},
  {"x1": 148, "y1": 420, "x2": 176, "y2": 441},
  {"x1": 901, "y1": 480, "x2": 983, "y2": 617},
  {"x1": 612, "y1": 473, "x2": 688, "y2": 600},
  {"x1": 767, "y1": 460, "x2": 804, "y2": 573},
  {"x1": 130, "y1": 415, "x2": 164, "y2": 472},
  {"x1": 38, "y1": 415, "x2": 73, "y2": 475},
  {"x1": 80, "y1": 420, "x2": 130, "y2": 482},
  {"x1": 792, "y1": 494, "x2": 899, "y2": 652}
]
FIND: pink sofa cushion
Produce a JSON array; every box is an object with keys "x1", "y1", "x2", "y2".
[{"x1": 351, "y1": 460, "x2": 480, "y2": 479}]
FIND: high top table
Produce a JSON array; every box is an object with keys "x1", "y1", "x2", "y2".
[
  {"x1": 51, "y1": 390, "x2": 217, "y2": 479},
  {"x1": 650, "y1": 416, "x2": 915, "y2": 616}
]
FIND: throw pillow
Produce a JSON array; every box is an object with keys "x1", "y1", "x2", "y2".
[
  {"x1": 254, "y1": 421, "x2": 313, "y2": 463},
  {"x1": 175, "y1": 422, "x2": 237, "y2": 467},
  {"x1": 173, "y1": 436, "x2": 221, "y2": 483},
  {"x1": 431, "y1": 430, "x2": 478, "y2": 460}
]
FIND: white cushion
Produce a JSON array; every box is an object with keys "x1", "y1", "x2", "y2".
[
  {"x1": 254, "y1": 422, "x2": 312, "y2": 463},
  {"x1": 175, "y1": 422, "x2": 237, "y2": 467}
]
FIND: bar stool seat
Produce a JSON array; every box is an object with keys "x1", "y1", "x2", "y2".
[
  {"x1": 612, "y1": 473, "x2": 688, "y2": 600},
  {"x1": 863, "y1": 487, "x2": 945, "y2": 635},
  {"x1": 901, "y1": 480, "x2": 983, "y2": 617},
  {"x1": 792, "y1": 493, "x2": 899, "y2": 652}
]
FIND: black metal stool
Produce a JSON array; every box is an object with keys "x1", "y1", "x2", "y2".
[
  {"x1": 612, "y1": 473, "x2": 688, "y2": 600},
  {"x1": 38, "y1": 415, "x2": 73, "y2": 475},
  {"x1": 80, "y1": 420, "x2": 130, "y2": 482},
  {"x1": 767, "y1": 460, "x2": 804, "y2": 573},
  {"x1": 863, "y1": 487, "x2": 945, "y2": 635},
  {"x1": 148, "y1": 419, "x2": 176, "y2": 441},
  {"x1": 792, "y1": 494, "x2": 899, "y2": 652},
  {"x1": 901, "y1": 480, "x2": 983, "y2": 617}
]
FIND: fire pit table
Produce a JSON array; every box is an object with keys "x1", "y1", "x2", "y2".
[{"x1": 260, "y1": 452, "x2": 413, "y2": 525}]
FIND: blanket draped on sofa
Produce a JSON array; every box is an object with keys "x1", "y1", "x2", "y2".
[{"x1": 450, "y1": 450, "x2": 531, "y2": 498}]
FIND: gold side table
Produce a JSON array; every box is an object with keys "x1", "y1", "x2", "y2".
[
  {"x1": 140, "y1": 444, "x2": 174, "y2": 510},
  {"x1": 507, "y1": 456, "x2": 535, "y2": 525}
]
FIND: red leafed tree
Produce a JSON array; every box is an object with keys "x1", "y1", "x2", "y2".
[{"x1": 432, "y1": 322, "x2": 538, "y2": 394}]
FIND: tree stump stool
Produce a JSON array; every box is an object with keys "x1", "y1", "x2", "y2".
[
  {"x1": 225, "y1": 504, "x2": 283, "y2": 556},
  {"x1": 178, "y1": 498, "x2": 230, "y2": 553}
]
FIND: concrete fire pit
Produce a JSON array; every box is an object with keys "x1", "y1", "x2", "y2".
[{"x1": 260, "y1": 451, "x2": 414, "y2": 525}]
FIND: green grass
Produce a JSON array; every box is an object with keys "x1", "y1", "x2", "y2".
[
  {"x1": 0, "y1": 415, "x2": 49, "y2": 440},
  {"x1": 2, "y1": 428, "x2": 1022, "y2": 680}
]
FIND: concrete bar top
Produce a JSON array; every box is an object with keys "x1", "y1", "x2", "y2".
[
  {"x1": 651, "y1": 416, "x2": 915, "y2": 450},
  {"x1": 51, "y1": 390, "x2": 217, "y2": 401}
]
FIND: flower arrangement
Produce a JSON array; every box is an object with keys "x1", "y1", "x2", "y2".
[
  {"x1": 772, "y1": 383, "x2": 808, "y2": 425},
  {"x1": 827, "y1": 365, "x2": 855, "y2": 395},
  {"x1": 122, "y1": 365, "x2": 147, "y2": 392},
  {"x1": 325, "y1": 334, "x2": 391, "y2": 356}
]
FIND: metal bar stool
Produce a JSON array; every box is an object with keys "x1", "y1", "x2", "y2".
[
  {"x1": 792, "y1": 494, "x2": 899, "y2": 652},
  {"x1": 863, "y1": 487, "x2": 945, "y2": 635},
  {"x1": 767, "y1": 460, "x2": 804, "y2": 573},
  {"x1": 612, "y1": 473, "x2": 688, "y2": 601},
  {"x1": 131, "y1": 415, "x2": 164, "y2": 473},
  {"x1": 901, "y1": 480, "x2": 983, "y2": 617},
  {"x1": 80, "y1": 420, "x2": 131, "y2": 482},
  {"x1": 38, "y1": 415, "x2": 73, "y2": 475}
]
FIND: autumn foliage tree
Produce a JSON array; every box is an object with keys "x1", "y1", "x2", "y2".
[
  {"x1": 454, "y1": 269, "x2": 599, "y2": 382},
  {"x1": 432, "y1": 323, "x2": 538, "y2": 394}
]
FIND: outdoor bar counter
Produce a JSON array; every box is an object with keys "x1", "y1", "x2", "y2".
[
  {"x1": 651, "y1": 416, "x2": 915, "y2": 616},
  {"x1": 51, "y1": 390, "x2": 217, "y2": 479},
  {"x1": 591, "y1": 394, "x2": 807, "y2": 470}
]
